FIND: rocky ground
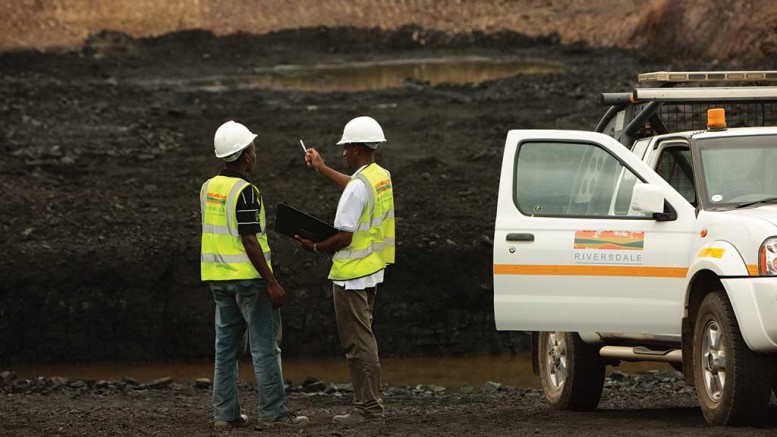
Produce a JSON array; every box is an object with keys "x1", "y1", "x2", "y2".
[{"x1": 3, "y1": 369, "x2": 777, "y2": 436}]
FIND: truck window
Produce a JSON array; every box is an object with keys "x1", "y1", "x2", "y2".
[
  {"x1": 514, "y1": 141, "x2": 650, "y2": 218},
  {"x1": 655, "y1": 147, "x2": 696, "y2": 205},
  {"x1": 698, "y1": 135, "x2": 777, "y2": 204}
]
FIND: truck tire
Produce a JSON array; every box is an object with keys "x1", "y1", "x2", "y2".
[
  {"x1": 692, "y1": 292, "x2": 774, "y2": 426},
  {"x1": 537, "y1": 331, "x2": 604, "y2": 411},
  {"x1": 773, "y1": 363, "x2": 777, "y2": 399}
]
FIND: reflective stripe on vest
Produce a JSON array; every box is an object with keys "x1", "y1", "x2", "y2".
[
  {"x1": 201, "y1": 252, "x2": 272, "y2": 265},
  {"x1": 354, "y1": 209, "x2": 395, "y2": 232},
  {"x1": 200, "y1": 175, "x2": 272, "y2": 281},
  {"x1": 329, "y1": 163, "x2": 395, "y2": 281}
]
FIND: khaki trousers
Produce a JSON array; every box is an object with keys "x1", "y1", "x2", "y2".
[{"x1": 332, "y1": 283, "x2": 384, "y2": 416}]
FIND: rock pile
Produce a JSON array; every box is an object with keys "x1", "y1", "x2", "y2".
[{"x1": 0, "y1": 369, "x2": 695, "y2": 401}]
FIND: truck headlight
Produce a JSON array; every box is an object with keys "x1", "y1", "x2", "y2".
[{"x1": 759, "y1": 238, "x2": 777, "y2": 275}]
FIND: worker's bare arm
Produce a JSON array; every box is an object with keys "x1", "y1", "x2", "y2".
[
  {"x1": 305, "y1": 148, "x2": 350, "y2": 188},
  {"x1": 294, "y1": 230, "x2": 353, "y2": 254}
]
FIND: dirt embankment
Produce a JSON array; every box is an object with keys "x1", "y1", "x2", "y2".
[
  {"x1": 2, "y1": 0, "x2": 777, "y2": 64},
  {"x1": 628, "y1": 0, "x2": 777, "y2": 64}
]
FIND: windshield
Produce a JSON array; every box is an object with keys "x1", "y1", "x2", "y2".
[{"x1": 698, "y1": 135, "x2": 777, "y2": 207}]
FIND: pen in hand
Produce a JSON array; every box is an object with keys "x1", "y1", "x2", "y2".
[{"x1": 301, "y1": 140, "x2": 315, "y2": 167}]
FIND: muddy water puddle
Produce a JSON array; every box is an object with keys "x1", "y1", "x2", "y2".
[
  {"x1": 12, "y1": 355, "x2": 669, "y2": 389},
  {"x1": 160, "y1": 57, "x2": 561, "y2": 92}
]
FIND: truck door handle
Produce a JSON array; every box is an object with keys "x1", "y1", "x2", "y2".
[{"x1": 506, "y1": 233, "x2": 534, "y2": 242}]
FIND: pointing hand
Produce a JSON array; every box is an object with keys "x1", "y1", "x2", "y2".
[{"x1": 305, "y1": 149, "x2": 324, "y2": 172}]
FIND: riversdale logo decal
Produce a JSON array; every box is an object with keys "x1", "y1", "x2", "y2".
[{"x1": 573, "y1": 230, "x2": 644, "y2": 265}]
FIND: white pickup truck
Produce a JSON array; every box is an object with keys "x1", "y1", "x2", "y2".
[{"x1": 493, "y1": 71, "x2": 777, "y2": 426}]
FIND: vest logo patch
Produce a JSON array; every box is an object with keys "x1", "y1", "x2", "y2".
[
  {"x1": 375, "y1": 179, "x2": 392, "y2": 194},
  {"x1": 206, "y1": 192, "x2": 227, "y2": 205}
]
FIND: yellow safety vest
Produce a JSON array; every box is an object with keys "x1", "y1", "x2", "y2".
[
  {"x1": 200, "y1": 175, "x2": 272, "y2": 281},
  {"x1": 329, "y1": 163, "x2": 395, "y2": 281}
]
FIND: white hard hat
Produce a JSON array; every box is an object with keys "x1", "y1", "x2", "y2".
[
  {"x1": 337, "y1": 116, "x2": 386, "y2": 148},
  {"x1": 214, "y1": 120, "x2": 257, "y2": 160}
]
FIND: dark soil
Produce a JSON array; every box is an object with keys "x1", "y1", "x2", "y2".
[{"x1": 3, "y1": 27, "x2": 777, "y2": 364}]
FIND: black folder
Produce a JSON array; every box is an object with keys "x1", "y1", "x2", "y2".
[{"x1": 274, "y1": 203, "x2": 337, "y2": 242}]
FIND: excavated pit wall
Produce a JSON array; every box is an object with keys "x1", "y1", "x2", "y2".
[{"x1": 2, "y1": 23, "x2": 775, "y2": 363}]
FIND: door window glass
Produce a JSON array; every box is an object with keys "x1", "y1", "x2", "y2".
[
  {"x1": 514, "y1": 141, "x2": 651, "y2": 218},
  {"x1": 656, "y1": 146, "x2": 696, "y2": 204}
]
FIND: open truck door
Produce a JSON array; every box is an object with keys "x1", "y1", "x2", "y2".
[{"x1": 493, "y1": 130, "x2": 696, "y2": 335}]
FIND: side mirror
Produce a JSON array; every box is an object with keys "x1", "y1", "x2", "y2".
[{"x1": 631, "y1": 183, "x2": 664, "y2": 214}]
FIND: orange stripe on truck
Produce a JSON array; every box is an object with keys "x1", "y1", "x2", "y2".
[{"x1": 493, "y1": 264, "x2": 688, "y2": 278}]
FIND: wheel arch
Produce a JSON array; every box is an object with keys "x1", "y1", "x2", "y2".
[{"x1": 682, "y1": 269, "x2": 724, "y2": 385}]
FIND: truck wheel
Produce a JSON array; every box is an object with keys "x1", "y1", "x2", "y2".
[
  {"x1": 692, "y1": 292, "x2": 773, "y2": 426},
  {"x1": 538, "y1": 331, "x2": 604, "y2": 411}
]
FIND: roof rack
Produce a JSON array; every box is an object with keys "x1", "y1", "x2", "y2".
[
  {"x1": 634, "y1": 87, "x2": 777, "y2": 101},
  {"x1": 639, "y1": 70, "x2": 777, "y2": 85},
  {"x1": 597, "y1": 71, "x2": 777, "y2": 147},
  {"x1": 603, "y1": 87, "x2": 777, "y2": 106}
]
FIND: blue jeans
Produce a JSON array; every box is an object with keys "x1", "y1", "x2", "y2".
[{"x1": 210, "y1": 279, "x2": 289, "y2": 422}]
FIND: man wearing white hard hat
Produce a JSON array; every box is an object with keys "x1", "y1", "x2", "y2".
[
  {"x1": 200, "y1": 120, "x2": 308, "y2": 430},
  {"x1": 296, "y1": 116, "x2": 395, "y2": 425}
]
